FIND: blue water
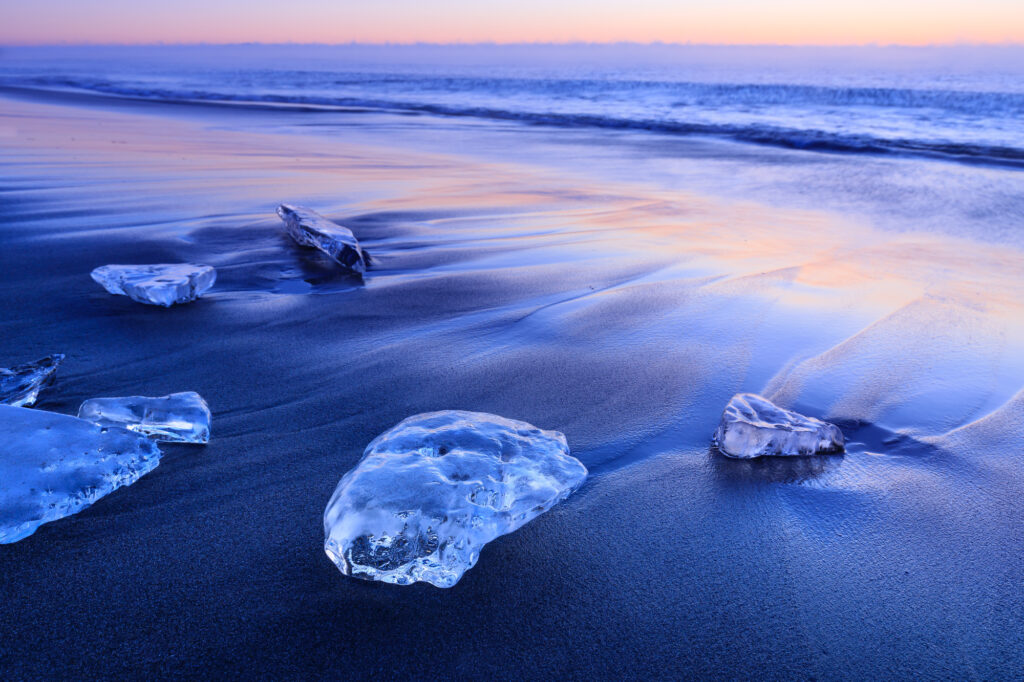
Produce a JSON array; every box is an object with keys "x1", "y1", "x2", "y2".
[{"x1": 2, "y1": 44, "x2": 1023, "y2": 167}]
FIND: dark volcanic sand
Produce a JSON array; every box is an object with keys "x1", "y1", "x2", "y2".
[{"x1": 1, "y1": 94, "x2": 1023, "y2": 679}]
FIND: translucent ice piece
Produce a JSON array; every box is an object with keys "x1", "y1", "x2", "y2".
[
  {"x1": 277, "y1": 204, "x2": 370, "y2": 274},
  {"x1": 0, "y1": 405, "x2": 161, "y2": 544},
  {"x1": 324, "y1": 410, "x2": 587, "y2": 588},
  {"x1": 0, "y1": 354, "x2": 65, "y2": 407},
  {"x1": 78, "y1": 391, "x2": 211, "y2": 444},
  {"x1": 91, "y1": 263, "x2": 216, "y2": 307},
  {"x1": 713, "y1": 393, "x2": 844, "y2": 459}
]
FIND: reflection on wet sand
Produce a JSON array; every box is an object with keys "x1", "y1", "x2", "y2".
[{"x1": 4, "y1": 94, "x2": 1024, "y2": 462}]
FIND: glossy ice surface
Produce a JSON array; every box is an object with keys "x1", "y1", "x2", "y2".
[
  {"x1": 78, "y1": 391, "x2": 211, "y2": 444},
  {"x1": 713, "y1": 393, "x2": 844, "y2": 459},
  {"x1": 324, "y1": 411, "x2": 587, "y2": 587},
  {"x1": 0, "y1": 405, "x2": 161, "y2": 544},
  {"x1": 91, "y1": 263, "x2": 216, "y2": 307},
  {"x1": 0, "y1": 354, "x2": 64, "y2": 407},
  {"x1": 277, "y1": 204, "x2": 370, "y2": 274}
]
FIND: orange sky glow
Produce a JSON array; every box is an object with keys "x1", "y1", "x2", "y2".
[{"x1": 2, "y1": 0, "x2": 1023, "y2": 46}]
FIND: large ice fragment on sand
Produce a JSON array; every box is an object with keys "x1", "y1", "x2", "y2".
[
  {"x1": 713, "y1": 393, "x2": 844, "y2": 459},
  {"x1": 78, "y1": 391, "x2": 211, "y2": 444},
  {"x1": 91, "y1": 263, "x2": 216, "y2": 307},
  {"x1": 0, "y1": 354, "x2": 65, "y2": 407},
  {"x1": 0, "y1": 405, "x2": 161, "y2": 544},
  {"x1": 277, "y1": 204, "x2": 370, "y2": 274},
  {"x1": 324, "y1": 410, "x2": 587, "y2": 588}
]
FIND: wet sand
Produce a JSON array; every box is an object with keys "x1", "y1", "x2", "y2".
[{"x1": 1, "y1": 93, "x2": 1023, "y2": 678}]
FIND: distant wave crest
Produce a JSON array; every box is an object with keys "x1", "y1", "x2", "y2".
[{"x1": 5, "y1": 75, "x2": 1024, "y2": 169}]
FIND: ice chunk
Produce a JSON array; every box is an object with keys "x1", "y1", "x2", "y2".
[
  {"x1": 91, "y1": 263, "x2": 216, "y2": 307},
  {"x1": 0, "y1": 405, "x2": 161, "y2": 544},
  {"x1": 713, "y1": 393, "x2": 844, "y2": 459},
  {"x1": 0, "y1": 354, "x2": 65, "y2": 407},
  {"x1": 78, "y1": 391, "x2": 211, "y2": 444},
  {"x1": 324, "y1": 410, "x2": 587, "y2": 588},
  {"x1": 277, "y1": 204, "x2": 370, "y2": 274}
]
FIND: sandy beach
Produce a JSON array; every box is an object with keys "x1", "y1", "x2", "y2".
[{"x1": 2, "y1": 73, "x2": 1024, "y2": 678}]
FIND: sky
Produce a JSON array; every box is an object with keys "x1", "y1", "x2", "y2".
[{"x1": 1, "y1": 0, "x2": 1023, "y2": 46}]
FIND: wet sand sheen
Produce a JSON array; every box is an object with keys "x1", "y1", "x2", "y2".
[{"x1": 1, "y1": 94, "x2": 1023, "y2": 678}]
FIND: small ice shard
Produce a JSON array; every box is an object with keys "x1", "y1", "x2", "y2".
[
  {"x1": 91, "y1": 263, "x2": 216, "y2": 307},
  {"x1": 324, "y1": 410, "x2": 587, "y2": 588},
  {"x1": 78, "y1": 391, "x2": 211, "y2": 444},
  {"x1": 277, "y1": 204, "x2": 370, "y2": 274},
  {"x1": 0, "y1": 405, "x2": 161, "y2": 544},
  {"x1": 713, "y1": 393, "x2": 844, "y2": 459},
  {"x1": 0, "y1": 354, "x2": 65, "y2": 407}
]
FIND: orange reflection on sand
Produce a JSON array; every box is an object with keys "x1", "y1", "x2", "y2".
[{"x1": 7, "y1": 93, "x2": 1024, "y2": 331}]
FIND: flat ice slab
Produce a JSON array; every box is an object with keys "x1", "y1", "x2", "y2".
[
  {"x1": 0, "y1": 354, "x2": 65, "y2": 407},
  {"x1": 0, "y1": 405, "x2": 161, "y2": 544},
  {"x1": 714, "y1": 393, "x2": 844, "y2": 459},
  {"x1": 78, "y1": 391, "x2": 211, "y2": 444},
  {"x1": 91, "y1": 263, "x2": 216, "y2": 307},
  {"x1": 277, "y1": 204, "x2": 370, "y2": 274},
  {"x1": 324, "y1": 410, "x2": 587, "y2": 587}
]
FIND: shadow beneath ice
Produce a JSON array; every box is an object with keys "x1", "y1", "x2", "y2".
[
  {"x1": 287, "y1": 243, "x2": 369, "y2": 289},
  {"x1": 833, "y1": 418, "x2": 941, "y2": 459},
  {"x1": 708, "y1": 418, "x2": 942, "y2": 487},
  {"x1": 183, "y1": 222, "x2": 368, "y2": 297},
  {"x1": 708, "y1": 444, "x2": 845, "y2": 485}
]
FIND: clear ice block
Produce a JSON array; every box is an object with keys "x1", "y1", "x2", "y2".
[
  {"x1": 0, "y1": 354, "x2": 65, "y2": 407},
  {"x1": 713, "y1": 393, "x2": 844, "y2": 459},
  {"x1": 78, "y1": 391, "x2": 211, "y2": 444},
  {"x1": 324, "y1": 410, "x2": 587, "y2": 588},
  {"x1": 0, "y1": 405, "x2": 161, "y2": 544},
  {"x1": 277, "y1": 204, "x2": 370, "y2": 274},
  {"x1": 91, "y1": 263, "x2": 216, "y2": 307}
]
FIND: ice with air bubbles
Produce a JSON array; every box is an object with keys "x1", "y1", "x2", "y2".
[
  {"x1": 713, "y1": 393, "x2": 844, "y2": 459},
  {"x1": 91, "y1": 263, "x2": 216, "y2": 307},
  {"x1": 0, "y1": 405, "x2": 161, "y2": 544},
  {"x1": 78, "y1": 391, "x2": 211, "y2": 444},
  {"x1": 323, "y1": 410, "x2": 587, "y2": 587}
]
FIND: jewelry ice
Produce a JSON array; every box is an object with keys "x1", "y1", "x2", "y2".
[
  {"x1": 324, "y1": 411, "x2": 587, "y2": 587},
  {"x1": 91, "y1": 263, "x2": 216, "y2": 307},
  {"x1": 277, "y1": 204, "x2": 370, "y2": 274},
  {"x1": 78, "y1": 391, "x2": 211, "y2": 444},
  {"x1": 713, "y1": 393, "x2": 844, "y2": 459},
  {"x1": 0, "y1": 405, "x2": 161, "y2": 544},
  {"x1": 0, "y1": 354, "x2": 64, "y2": 407}
]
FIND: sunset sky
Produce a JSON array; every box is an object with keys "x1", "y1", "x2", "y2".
[{"x1": 2, "y1": 0, "x2": 1023, "y2": 46}]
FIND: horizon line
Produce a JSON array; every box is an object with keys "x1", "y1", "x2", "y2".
[{"x1": 3, "y1": 40, "x2": 1024, "y2": 49}]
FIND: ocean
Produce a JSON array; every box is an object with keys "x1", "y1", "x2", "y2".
[{"x1": 2, "y1": 44, "x2": 1023, "y2": 165}]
